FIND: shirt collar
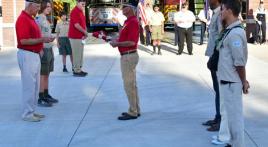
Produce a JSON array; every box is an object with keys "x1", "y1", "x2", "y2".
[
  {"x1": 126, "y1": 15, "x2": 136, "y2": 22},
  {"x1": 22, "y1": 10, "x2": 35, "y2": 20},
  {"x1": 213, "y1": 6, "x2": 221, "y2": 14},
  {"x1": 226, "y1": 20, "x2": 241, "y2": 29}
]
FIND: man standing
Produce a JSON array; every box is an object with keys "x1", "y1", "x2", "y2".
[
  {"x1": 198, "y1": 2, "x2": 212, "y2": 45},
  {"x1": 218, "y1": 0, "x2": 250, "y2": 146},
  {"x1": 150, "y1": 5, "x2": 165, "y2": 55},
  {"x1": 110, "y1": 1, "x2": 140, "y2": 120},
  {"x1": 144, "y1": 2, "x2": 154, "y2": 46},
  {"x1": 68, "y1": 0, "x2": 88, "y2": 77},
  {"x1": 255, "y1": 0, "x2": 267, "y2": 44},
  {"x1": 16, "y1": 0, "x2": 54, "y2": 122},
  {"x1": 173, "y1": 2, "x2": 196, "y2": 55},
  {"x1": 203, "y1": 0, "x2": 222, "y2": 131}
]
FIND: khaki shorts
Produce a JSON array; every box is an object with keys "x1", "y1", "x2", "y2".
[
  {"x1": 40, "y1": 48, "x2": 54, "y2": 75},
  {"x1": 151, "y1": 25, "x2": 163, "y2": 40}
]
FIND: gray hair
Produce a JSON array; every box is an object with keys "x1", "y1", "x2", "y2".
[{"x1": 25, "y1": 1, "x2": 32, "y2": 8}]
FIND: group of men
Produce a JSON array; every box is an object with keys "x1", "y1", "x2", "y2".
[
  {"x1": 16, "y1": 0, "x2": 250, "y2": 147},
  {"x1": 15, "y1": 0, "x2": 88, "y2": 122},
  {"x1": 202, "y1": 0, "x2": 250, "y2": 147}
]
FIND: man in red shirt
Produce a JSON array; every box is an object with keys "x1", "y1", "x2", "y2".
[
  {"x1": 68, "y1": 0, "x2": 88, "y2": 77},
  {"x1": 15, "y1": 0, "x2": 54, "y2": 122},
  {"x1": 110, "y1": 1, "x2": 140, "y2": 120}
]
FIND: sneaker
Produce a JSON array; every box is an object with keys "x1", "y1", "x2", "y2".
[
  {"x1": 158, "y1": 51, "x2": 162, "y2": 55},
  {"x1": 22, "y1": 116, "x2": 41, "y2": 122},
  {"x1": 81, "y1": 71, "x2": 88, "y2": 75},
  {"x1": 73, "y1": 71, "x2": 87, "y2": 77},
  {"x1": 212, "y1": 135, "x2": 218, "y2": 140},
  {"x1": 211, "y1": 138, "x2": 228, "y2": 145},
  {"x1": 33, "y1": 113, "x2": 45, "y2": 118},
  {"x1": 38, "y1": 98, "x2": 53, "y2": 107},
  {"x1": 63, "y1": 68, "x2": 68, "y2": 72},
  {"x1": 46, "y1": 94, "x2": 59, "y2": 103}
]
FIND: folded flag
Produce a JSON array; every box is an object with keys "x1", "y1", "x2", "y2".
[{"x1": 92, "y1": 31, "x2": 112, "y2": 42}]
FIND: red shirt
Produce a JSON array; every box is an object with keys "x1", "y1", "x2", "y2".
[
  {"x1": 68, "y1": 6, "x2": 86, "y2": 39},
  {"x1": 118, "y1": 16, "x2": 139, "y2": 53},
  {"x1": 16, "y1": 11, "x2": 43, "y2": 52}
]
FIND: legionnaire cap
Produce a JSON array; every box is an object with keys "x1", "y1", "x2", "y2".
[
  {"x1": 122, "y1": 0, "x2": 139, "y2": 8},
  {"x1": 25, "y1": 0, "x2": 42, "y2": 4}
]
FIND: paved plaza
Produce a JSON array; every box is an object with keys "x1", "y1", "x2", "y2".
[{"x1": 0, "y1": 41, "x2": 267, "y2": 147}]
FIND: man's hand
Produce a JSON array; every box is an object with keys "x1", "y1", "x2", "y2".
[
  {"x1": 39, "y1": 50, "x2": 44, "y2": 57},
  {"x1": 242, "y1": 80, "x2": 250, "y2": 94},
  {"x1": 42, "y1": 37, "x2": 55, "y2": 43},
  {"x1": 110, "y1": 41, "x2": 118, "y2": 48}
]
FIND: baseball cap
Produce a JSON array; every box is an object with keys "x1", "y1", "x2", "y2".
[{"x1": 122, "y1": 0, "x2": 139, "y2": 8}]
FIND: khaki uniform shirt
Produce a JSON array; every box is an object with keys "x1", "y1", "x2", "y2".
[
  {"x1": 55, "y1": 20, "x2": 70, "y2": 37},
  {"x1": 205, "y1": 6, "x2": 222, "y2": 57},
  {"x1": 150, "y1": 11, "x2": 165, "y2": 26},
  {"x1": 36, "y1": 14, "x2": 53, "y2": 48},
  {"x1": 218, "y1": 20, "x2": 248, "y2": 83}
]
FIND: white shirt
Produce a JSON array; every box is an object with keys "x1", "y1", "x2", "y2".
[
  {"x1": 174, "y1": 10, "x2": 196, "y2": 29},
  {"x1": 198, "y1": 9, "x2": 212, "y2": 25},
  {"x1": 150, "y1": 11, "x2": 165, "y2": 26}
]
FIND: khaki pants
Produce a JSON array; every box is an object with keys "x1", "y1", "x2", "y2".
[
  {"x1": 17, "y1": 49, "x2": 40, "y2": 119},
  {"x1": 120, "y1": 52, "x2": 140, "y2": 116},
  {"x1": 69, "y1": 39, "x2": 84, "y2": 72},
  {"x1": 219, "y1": 82, "x2": 244, "y2": 147}
]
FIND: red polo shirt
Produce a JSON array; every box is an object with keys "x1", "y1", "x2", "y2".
[
  {"x1": 16, "y1": 11, "x2": 43, "y2": 52},
  {"x1": 118, "y1": 16, "x2": 139, "y2": 53},
  {"x1": 68, "y1": 6, "x2": 86, "y2": 39}
]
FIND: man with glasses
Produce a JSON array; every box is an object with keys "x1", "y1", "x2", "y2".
[
  {"x1": 110, "y1": 0, "x2": 140, "y2": 120},
  {"x1": 15, "y1": 0, "x2": 55, "y2": 122}
]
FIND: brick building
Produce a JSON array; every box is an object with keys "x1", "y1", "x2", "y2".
[{"x1": 0, "y1": 0, "x2": 267, "y2": 48}]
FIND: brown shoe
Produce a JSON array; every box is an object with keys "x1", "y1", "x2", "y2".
[{"x1": 207, "y1": 123, "x2": 220, "y2": 132}]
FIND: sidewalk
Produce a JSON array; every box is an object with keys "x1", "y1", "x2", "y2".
[{"x1": 0, "y1": 42, "x2": 267, "y2": 147}]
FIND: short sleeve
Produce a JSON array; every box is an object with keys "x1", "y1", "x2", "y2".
[
  {"x1": 16, "y1": 19, "x2": 31, "y2": 42},
  {"x1": 229, "y1": 31, "x2": 247, "y2": 66},
  {"x1": 127, "y1": 20, "x2": 139, "y2": 43},
  {"x1": 161, "y1": 13, "x2": 165, "y2": 22},
  {"x1": 55, "y1": 22, "x2": 61, "y2": 33}
]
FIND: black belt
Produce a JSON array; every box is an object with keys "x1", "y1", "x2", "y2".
[
  {"x1": 21, "y1": 49, "x2": 39, "y2": 54},
  {"x1": 120, "y1": 50, "x2": 137, "y2": 56},
  {"x1": 220, "y1": 80, "x2": 235, "y2": 85}
]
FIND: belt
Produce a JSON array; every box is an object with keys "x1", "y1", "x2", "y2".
[
  {"x1": 120, "y1": 50, "x2": 137, "y2": 56},
  {"x1": 220, "y1": 80, "x2": 235, "y2": 85},
  {"x1": 21, "y1": 49, "x2": 39, "y2": 54}
]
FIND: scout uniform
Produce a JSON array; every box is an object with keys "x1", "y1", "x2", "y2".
[
  {"x1": 15, "y1": 0, "x2": 43, "y2": 121},
  {"x1": 217, "y1": 20, "x2": 248, "y2": 147},
  {"x1": 55, "y1": 20, "x2": 72, "y2": 56},
  {"x1": 36, "y1": 14, "x2": 54, "y2": 75},
  {"x1": 205, "y1": 6, "x2": 231, "y2": 144},
  {"x1": 150, "y1": 11, "x2": 165, "y2": 40}
]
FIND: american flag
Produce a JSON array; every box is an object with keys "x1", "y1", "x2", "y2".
[{"x1": 138, "y1": 0, "x2": 148, "y2": 26}]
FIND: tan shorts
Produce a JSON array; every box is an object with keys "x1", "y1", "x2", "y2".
[{"x1": 151, "y1": 25, "x2": 163, "y2": 40}]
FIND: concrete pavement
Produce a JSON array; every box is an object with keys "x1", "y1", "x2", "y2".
[{"x1": 0, "y1": 42, "x2": 267, "y2": 147}]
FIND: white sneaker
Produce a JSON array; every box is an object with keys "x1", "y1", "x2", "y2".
[
  {"x1": 211, "y1": 138, "x2": 228, "y2": 145},
  {"x1": 22, "y1": 116, "x2": 41, "y2": 122},
  {"x1": 212, "y1": 135, "x2": 218, "y2": 140},
  {"x1": 33, "y1": 113, "x2": 45, "y2": 118}
]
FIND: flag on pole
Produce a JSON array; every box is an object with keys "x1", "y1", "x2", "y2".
[{"x1": 138, "y1": 0, "x2": 148, "y2": 26}]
